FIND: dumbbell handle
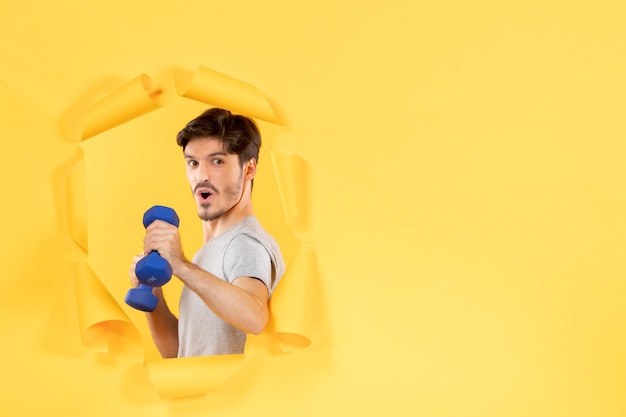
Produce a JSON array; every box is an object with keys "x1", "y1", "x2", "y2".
[{"x1": 136, "y1": 251, "x2": 173, "y2": 287}]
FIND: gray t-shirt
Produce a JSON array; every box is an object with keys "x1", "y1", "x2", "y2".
[{"x1": 177, "y1": 216, "x2": 285, "y2": 357}]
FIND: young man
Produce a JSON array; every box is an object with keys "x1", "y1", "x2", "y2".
[{"x1": 129, "y1": 107, "x2": 285, "y2": 357}]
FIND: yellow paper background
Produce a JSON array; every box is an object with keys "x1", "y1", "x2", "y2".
[
  {"x1": 2, "y1": 1, "x2": 626, "y2": 416},
  {"x1": 65, "y1": 65, "x2": 310, "y2": 398}
]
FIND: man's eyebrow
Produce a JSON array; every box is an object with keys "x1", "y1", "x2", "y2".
[{"x1": 184, "y1": 151, "x2": 228, "y2": 159}]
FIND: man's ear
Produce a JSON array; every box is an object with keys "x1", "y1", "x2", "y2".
[{"x1": 244, "y1": 158, "x2": 257, "y2": 181}]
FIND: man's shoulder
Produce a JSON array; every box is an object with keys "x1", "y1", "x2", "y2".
[
  {"x1": 228, "y1": 217, "x2": 278, "y2": 251},
  {"x1": 233, "y1": 216, "x2": 276, "y2": 241}
]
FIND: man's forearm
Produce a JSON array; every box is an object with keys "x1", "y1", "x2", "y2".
[
  {"x1": 146, "y1": 287, "x2": 179, "y2": 358},
  {"x1": 174, "y1": 260, "x2": 269, "y2": 335}
]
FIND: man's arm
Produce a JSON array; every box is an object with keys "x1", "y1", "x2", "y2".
[
  {"x1": 143, "y1": 221, "x2": 270, "y2": 335},
  {"x1": 130, "y1": 255, "x2": 179, "y2": 358},
  {"x1": 145, "y1": 287, "x2": 179, "y2": 357},
  {"x1": 176, "y1": 261, "x2": 269, "y2": 335}
]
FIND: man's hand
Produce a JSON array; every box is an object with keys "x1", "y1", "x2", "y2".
[
  {"x1": 128, "y1": 253, "x2": 145, "y2": 288},
  {"x1": 143, "y1": 220, "x2": 187, "y2": 276}
]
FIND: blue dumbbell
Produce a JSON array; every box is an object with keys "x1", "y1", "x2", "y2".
[{"x1": 125, "y1": 205, "x2": 180, "y2": 312}]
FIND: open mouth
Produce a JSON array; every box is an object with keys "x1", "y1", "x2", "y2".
[
  {"x1": 196, "y1": 188, "x2": 215, "y2": 203},
  {"x1": 194, "y1": 183, "x2": 217, "y2": 202}
]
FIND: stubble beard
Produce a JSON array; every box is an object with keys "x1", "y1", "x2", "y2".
[{"x1": 196, "y1": 172, "x2": 244, "y2": 222}]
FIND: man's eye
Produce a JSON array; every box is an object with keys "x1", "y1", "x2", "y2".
[
  {"x1": 213, "y1": 159, "x2": 224, "y2": 165},
  {"x1": 187, "y1": 160, "x2": 198, "y2": 167}
]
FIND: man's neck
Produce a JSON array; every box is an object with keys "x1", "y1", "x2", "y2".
[{"x1": 202, "y1": 202, "x2": 254, "y2": 243}]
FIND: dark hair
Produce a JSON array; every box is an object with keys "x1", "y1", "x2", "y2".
[{"x1": 176, "y1": 108, "x2": 261, "y2": 166}]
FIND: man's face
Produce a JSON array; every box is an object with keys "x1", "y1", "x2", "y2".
[{"x1": 184, "y1": 137, "x2": 245, "y2": 221}]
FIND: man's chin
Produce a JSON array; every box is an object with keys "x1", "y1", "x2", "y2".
[{"x1": 198, "y1": 207, "x2": 224, "y2": 222}]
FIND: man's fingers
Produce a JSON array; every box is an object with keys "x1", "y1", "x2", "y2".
[{"x1": 129, "y1": 254, "x2": 145, "y2": 287}]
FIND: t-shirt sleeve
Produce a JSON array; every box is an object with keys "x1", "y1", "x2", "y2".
[{"x1": 223, "y1": 234, "x2": 273, "y2": 290}]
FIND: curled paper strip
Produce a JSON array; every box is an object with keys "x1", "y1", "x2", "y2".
[
  {"x1": 174, "y1": 65, "x2": 280, "y2": 124},
  {"x1": 270, "y1": 151, "x2": 309, "y2": 237},
  {"x1": 66, "y1": 158, "x2": 88, "y2": 252},
  {"x1": 81, "y1": 74, "x2": 164, "y2": 140},
  {"x1": 70, "y1": 65, "x2": 314, "y2": 398},
  {"x1": 263, "y1": 241, "x2": 315, "y2": 352},
  {"x1": 146, "y1": 355, "x2": 245, "y2": 398},
  {"x1": 74, "y1": 261, "x2": 142, "y2": 356}
]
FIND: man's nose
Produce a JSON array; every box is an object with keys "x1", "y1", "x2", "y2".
[{"x1": 196, "y1": 163, "x2": 211, "y2": 182}]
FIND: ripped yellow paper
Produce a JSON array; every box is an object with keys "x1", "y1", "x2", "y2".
[
  {"x1": 264, "y1": 241, "x2": 315, "y2": 351},
  {"x1": 270, "y1": 151, "x2": 309, "y2": 237},
  {"x1": 69, "y1": 65, "x2": 315, "y2": 398},
  {"x1": 146, "y1": 355, "x2": 245, "y2": 398},
  {"x1": 66, "y1": 158, "x2": 88, "y2": 252},
  {"x1": 74, "y1": 261, "x2": 142, "y2": 355},
  {"x1": 81, "y1": 74, "x2": 165, "y2": 140},
  {"x1": 174, "y1": 65, "x2": 280, "y2": 124}
]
